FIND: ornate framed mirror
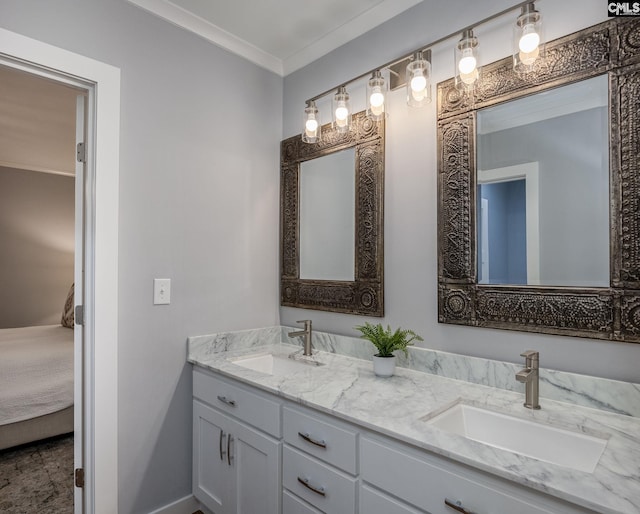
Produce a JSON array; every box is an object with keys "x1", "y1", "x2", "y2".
[
  {"x1": 280, "y1": 111, "x2": 384, "y2": 316},
  {"x1": 437, "y1": 18, "x2": 640, "y2": 342}
]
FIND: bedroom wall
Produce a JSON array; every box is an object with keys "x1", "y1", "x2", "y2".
[
  {"x1": 281, "y1": 0, "x2": 640, "y2": 384},
  {"x1": 0, "y1": 166, "x2": 74, "y2": 328},
  {"x1": 0, "y1": 1, "x2": 282, "y2": 513}
]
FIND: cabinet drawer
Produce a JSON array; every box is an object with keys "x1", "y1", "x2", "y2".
[
  {"x1": 193, "y1": 368, "x2": 281, "y2": 437},
  {"x1": 283, "y1": 406, "x2": 357, "y2": 474},
  {"x1": 283, "y1": 490, "x2": 323, "y2": 514},
  {"x1": 283, "y1": 445, "x2": 356, "y2": 513},
  {"x1": 360, "y1": 485, "x2": 424, "y2": 514},
  {"x1": 361, "y1": 436, "x2": 572, "y2": 514}
]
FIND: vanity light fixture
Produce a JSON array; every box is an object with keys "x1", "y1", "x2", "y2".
[
  {"x1": 302, "y1": 100, "x2": 321, "y2": 143},
  {"x1": 455, "y1": 29, "x2": 480, "y2": 90},
  {"x1": 299, "y1": 1, "x2": 542, "y2": 143},
  {"x1": 367, "y1": 70, "x2": 388, "y2": 121},
  {"x1": 406, "y1": 50, "x2": 432, "y2": 107},
  {"x1": 332, "y1": 85, "x2": 352, "y2": 133},
  {"x1": 514, "y1": 2, "x2": 543, "y2": 72}
]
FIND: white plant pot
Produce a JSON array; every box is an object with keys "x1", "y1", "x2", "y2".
[{"x1": 372, "y1": 354, "x2": 396, "y2": 377}]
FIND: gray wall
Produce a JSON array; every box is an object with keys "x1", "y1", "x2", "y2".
[
  {"x1": 0, "y1": 167, "x2": 74, "y2": 328},
  {"x1": 0, "y1": 1, "x2": 281, "y2": 512},
  {"x1": 282, "y1": 0, "x2": 640, "y2": 384}
]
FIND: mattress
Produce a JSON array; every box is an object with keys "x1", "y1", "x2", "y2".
[{"x1": 0, "y1": 324, "x2": 74, "y2": 426}]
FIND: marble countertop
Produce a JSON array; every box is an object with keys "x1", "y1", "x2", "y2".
[{"x1": 188, "y1": 342, "x2": 640, "y2": 514}]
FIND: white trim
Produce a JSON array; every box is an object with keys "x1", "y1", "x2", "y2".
[
  {"x1": 282, "y1": 0, "x2": 422, "y2": 75},
  {"x1": 126, "y1": 0, "x2": 282, "y2": 75},
  {"x1": 147, "y1": 494, "x2": 203, "y2": 514},
  {"x1": 479, "y1": 198, "x2": 490, "y2": 283},
  {"x1": 0, "y1": 28, "x2": 120, "y2": 514},
  {"x1": 124, "y1": 0, "x2": 423, "y2": 76},
  {"x1": 478, "y1": 162, "x2": 540, "y2": 285}
]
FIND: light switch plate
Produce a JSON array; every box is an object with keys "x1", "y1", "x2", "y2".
[{"x1": 153, "y1": 278, "x2": 171, "y2": 305}]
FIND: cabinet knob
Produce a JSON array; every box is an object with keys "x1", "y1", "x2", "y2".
[
  {"x1": 298, "y1": 431, "x2": 327, "y2": 449},
  {"x1": 217, "y1": 395, "x2": 236, "y2": 407},
  {"x1": 445, "y1": 498, "x2": 475, "y2": 514},
  {"x1": 297, "y1": 476, "x2": 326, "y2": 497}
]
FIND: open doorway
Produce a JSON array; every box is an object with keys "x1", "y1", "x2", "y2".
[
  {"x1": 1, "y1": 27, "x2": 120, "y2": 514},
  {"x1": 0, "y1": 63, "x2": 84, "y2": 512}
]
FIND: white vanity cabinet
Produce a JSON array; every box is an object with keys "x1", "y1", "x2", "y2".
[
  {"x1": 192, "y1": 366, "x2": 599, "y2": 514},
  {"x1": 192, "y1": 369, "x2": 281, "y2": 514}
]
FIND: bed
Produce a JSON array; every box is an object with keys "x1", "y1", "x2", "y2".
[{"x1": 0, "y1": 292, "x2": 75, "y2": 450}]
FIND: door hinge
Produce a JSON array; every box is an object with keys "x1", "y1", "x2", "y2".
[
  {"x1": 75, "y1": 305, "x2": 84, "y2": 326},
  {"x1": 75, "y1": 468, "x2": 85, "y2": 488},
  {"x1": 76, "y1": 142, "x2": 86, "y2": 163}
]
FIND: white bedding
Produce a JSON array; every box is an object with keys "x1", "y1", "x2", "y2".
[{"x1": 0, "y1": 324, "x2": 73, "y2": 425}]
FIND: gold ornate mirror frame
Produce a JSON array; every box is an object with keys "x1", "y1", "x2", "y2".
[
  {"x1": 280, "y1": 111, "x2": 384, "y2": 316},
  {"x1": 437, "y1": 18, "x2": 640, "y2": 342}
]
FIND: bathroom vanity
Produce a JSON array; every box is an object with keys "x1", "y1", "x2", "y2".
[{"x1": 188, "y1": 330, "x2": 640, "y2": 514}]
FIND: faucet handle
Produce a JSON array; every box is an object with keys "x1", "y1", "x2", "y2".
[
  {"x1": 520, "y1": 350, "x2": 539, "y2": 369},
  {"x1": 296, "y1": 319, "x2": 312, "y2": 327}
]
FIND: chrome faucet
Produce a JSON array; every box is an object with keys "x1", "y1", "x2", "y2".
[
  {"x1": 516, "y1": 350, "x2": 540, "y2": 409},
  {"x1": 288, "y1": 320, "x2": 313, "y2": 356}
]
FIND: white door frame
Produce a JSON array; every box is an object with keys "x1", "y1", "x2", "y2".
[
  {"x1": 0, "y1": 29, "x2": 120, "y2": 514},
  {"x1": 478, "y1": 162, "x2": 540, "y2": 285}
]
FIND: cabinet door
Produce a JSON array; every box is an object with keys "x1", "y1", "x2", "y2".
[
  {"x1": 193, "y1": 400, "x2": 234, "y2": 514},
  {"x1": 231, "y1": 419, "x2": 281, "y2": 514}
]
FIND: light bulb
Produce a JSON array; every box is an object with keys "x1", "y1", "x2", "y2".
[
  {"x1": 519, "y1": 23, "x2": 540, "y2": 53},
  {"x1": 335, "y1": 105, "x2": 349, "y2": 121},
  {"x1": 410, "y1": 74, "x2": 427, "y2": 93},
  {"x1": 305, "y1": 117, "x2": 318, "y2": 137},
  {"x1": 458, "y1": 48, "x2": 477, "y2": 75},
  {"x1": 370, "y1": 87, "x2": 384, "y2": 108}
]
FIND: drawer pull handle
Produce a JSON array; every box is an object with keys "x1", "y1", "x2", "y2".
[
  {"x1": 227, "y1": 435, "x2": 233, "y2": 466},
  {"x1": 217, "y1": 395, "x2": 236, "y2": 407},
  {"x1": 444, "y1": 498, "x2": 475, "y2": 514},
  {"x1": 298, "y1": 431, "x2": 327, "y2": 449},
  {"x1": 297, "y1": 476, "x2": 326, "y2": 497},
  {"x1": 219, "y1": 430, "x2": 226, "y2": 461}
]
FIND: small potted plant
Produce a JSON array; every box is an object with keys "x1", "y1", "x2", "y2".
[{"x1": 355, "y1": 322, "x2": 423, "y2": 377}]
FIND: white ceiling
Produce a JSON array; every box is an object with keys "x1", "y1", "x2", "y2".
[
  {"x1": 126, "y1": 0, "x2": 423, "y2": 75},
  {"x1": 0, "y1": 65, "x2": 79, "y2": 176}
]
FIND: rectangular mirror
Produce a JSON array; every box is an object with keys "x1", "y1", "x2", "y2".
[
  {"x1": 437, "y1": 18, "x2": 640, "y2": 342},
  {"x1": 300, "y1": 148, "x2": 356, "y2": 281},
  {"x1": 476, "y1": 75, "x2": 609, "y2": 287},
  {"x1": 280, "y1": 111, "x2": 384, "y2": 316}
]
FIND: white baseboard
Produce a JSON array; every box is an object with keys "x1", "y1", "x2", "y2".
[{"x1": 147, "y1": 494, "x2": 203, "y2": 514}]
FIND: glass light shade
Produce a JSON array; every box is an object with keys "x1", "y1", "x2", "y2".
[
  {"x1": 513, "y1": 3, "x2": 544, "y2": 73},
  {"x1": 406, "y1": 51, "x2": 431, "y2": 107},
  {"x1": 332, "y1": 86, "x2": 352, "y2": 133},
  {"x1": 455, "y1": 29, "x2": 479, "y2": 90},
  {"x1": 367, "y1": 70, "x2": 388, "y2": 121},
  {"x1": 302, "y1": 101, "x2": 321, "y2": 143}
]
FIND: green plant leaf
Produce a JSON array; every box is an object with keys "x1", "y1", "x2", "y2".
[{"x1": 354, "y1": 322, "x2": 423, "y2": 358}]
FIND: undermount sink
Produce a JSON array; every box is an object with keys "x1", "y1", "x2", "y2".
[
  {"x1": 424, "y1": 403, "x2": 608, "y2": 473},
  {"x1": 230, "y1": 353, "x2": 323, "y2": 376}
]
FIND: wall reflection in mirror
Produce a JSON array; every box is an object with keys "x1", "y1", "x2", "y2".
[
  {"x1": 476, "y1": 75, "x2": 609, "y2": 287},
  {"x1": 299, "y1": 148, "x2": 355, "y2": 281}
]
